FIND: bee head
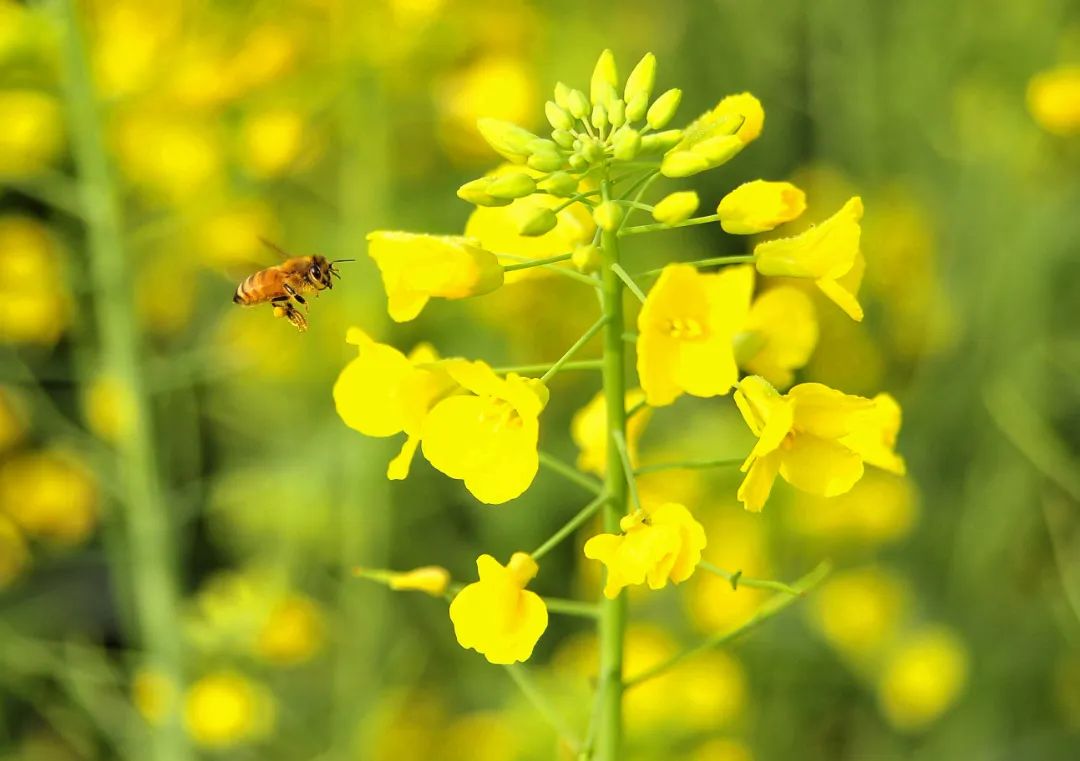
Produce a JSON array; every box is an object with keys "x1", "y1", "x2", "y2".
[{"x1": 308, "y1": 256, "x2": 334, "y2": 290}]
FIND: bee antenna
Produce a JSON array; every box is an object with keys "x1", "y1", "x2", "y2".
[{"x1": 330, "y1": 259, "x2": 356, "y2": 264}]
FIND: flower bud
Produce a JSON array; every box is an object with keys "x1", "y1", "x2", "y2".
[
  {"x1": 386, "y1": 566, "x2": 451, "y2": 596},
  {"x1": 486, "y1": 172, "x2": 537, "y2": 200},
  {"x1": 515, "y1": 207, "x2": 558, "y2": 237},
  {"x1": 528, "y1": 150, "x2": 565, "y2": 172},
  {"x1": 716, "y1": 180, "x2": 806, "y2": 234},
  {"x1": 591, "y1": 103, "x2": 608, "y2": 131},
  {"x1": 593, "y1": 201, "x2": 624, "y2": 232},
  {"x1": 477, "y1": 118, "x2": 539, "y2": 163},
  {"x1": 652, "y1": 191, "x2": 699, "y2": 224},
  {"x1": 608, "y1": 99, "x2": 626, "y2": 128},
  {"x1": 624, "y1": 52, "x2": 656, "y2": 105},
  {"x1": 538, "y1": 171, "x2": 578, "y2": 197},
  {"x1": 625, "y1": 92, "x2": 649, "y2": 122},
  {"x1": 572, "y1": 243, "x2": 602, "y2": 274},
  {"x1": 568, "y1": 154, "x2": 588, "y2": 170},
  {"x1": 554, "y1": 81, "x2": 571, "y2": 109},
  {"x1": 646, "y1": 88, "x2": 682, "y2": 129},
  {"x1": 551, "y1": 129, "x2": 575, "y2": 148},
  {"x1": 545, "y1": 101, "x2": 574, "y2": 132},
  {"x1": 694, "y1": 135, "x2": 743, "y2": 164},
  {"x1": 590, "y1": 49, "x2": 619, "y2": 107},
  {"x1": 457, "y1": 178, "x2": 511, "y2": 207},
  {"x1": 567, "y1": 89, "x2": 590, "y2": 120},
  {"x1": 659, "y1": 151, "x2": 709, "y2": 178},
  {"x1": 580, "y1": 138, "x2": 605, "y2": 164},
  {"x1": 611, "y1": 128, "x2": 641, "y2": 161},
  {"x1": 639, "y1": 129, "x2": 683, "y2": 153}
]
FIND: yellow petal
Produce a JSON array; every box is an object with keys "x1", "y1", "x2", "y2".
[
  {"x1": 753, "y1": 197, "x2": 863, "y2": 280},
  {"x1": 386, "y1": 435, "x2": 420, "y2": 480},
  {"x1": 842, "y1": 393, "x2": 906, "y2": 474},
  {"x1": 737, "y1": 451, "x2": 781, "y2": 512},
  {"x1": 740, "y1": 286, "x2": 818, "y2": 389},
  {"x1": 780, "y1": 435, "x2": 864, "y2": 497},
  {"x1": 717, "y1": 180, "x2": 806, "y2": 235}
]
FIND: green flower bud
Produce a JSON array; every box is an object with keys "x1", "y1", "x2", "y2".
[
  {"x1": 580, "y1": 138, "x2": 605, "y2": 164},
  {"x1": 538, "y1": 171, "x2": 578, "y2": 197},
  {"x1": 646, "y1": 88, "x2": 682, "y2": 129},
  {"x1": 552, "y1": 129, "x2": 575, "y2": 148},
  {"x1": 486, "y1": 172, "x2": 537, "y2": 200},
  {"x1": 515, "y1": 207, "x2": 558, "y2": 237},
  {"x1": 593, "y1": 201, "x2": 624, "y2": 232},
  {"x1": 590, "y1": 49, "x2": 619, "y2": 107},
  {"x1": 572, "y1": 243, "x2": 602, "y2": 274},
  {"x1": 591, "y1": 103, "x2": 608, "y2": 131},
  {"x1": 659, "y1": 150, "x2": 709, "y2": 178},
  {"x1": 624, "y1": 52, "x2": 656, "y2": 105},
  {"x1": 456, "y1": 178, "x2": 511, "y2": 207},
  {"x1": 545, "y1": 101, "x2": 574, "y2": 132},
  {"x1": 568, "y1": 154, "x2": 588, "y2": 170},
  {"x1": 477, "y1": 118, "x2": 540, "y2": 163},
  {"x1": 652, "y1": 190, "x2": 699, "y2": 223},
  {"x1": 554, "y1": 81, "x2": 571, "y2": 109},
  {"x1": 608, "y1": 99, "x2": 626, "y2": 128},
  {"x1": 611, "y1": 128, "x2": 641, "y2": 161},
  {"x1": 528, "y1": 153, "x2": 565, "y2": 172},
  {"x1": 567, "y1": 89, "x2": 590, "y2": 120},
  {"x1": 639, "y1": 129, "x2": 684, "y2": 154},
  {"x1": 625, "y1": 92, "x2": 649, "y2": 123}
]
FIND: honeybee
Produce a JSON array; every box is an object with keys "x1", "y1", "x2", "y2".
[{"x1": 232, "y1": 239, "x2": 352, "y2": 332}]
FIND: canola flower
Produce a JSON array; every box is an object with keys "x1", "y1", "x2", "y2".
[{"x1": 341, "y1": 49, "x2": 904, "y2": 760}]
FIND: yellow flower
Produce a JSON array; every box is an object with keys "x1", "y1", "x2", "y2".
[
  {"x1": 1027, "y1": 65, "x2": 1080, "y2": 135},
  {"x1": 183, "y1": 671, "x2": 273, "y2": 748},
  {"x1": 239, "y1": 108, "x2": 305, "y2": 178},
  {"x1": 734, "y1": 375, "x2": 905, "y2": 512},
  {"x1": 717, "y1": 180, "x2": 806, "y2": 235},
  {"x1": 333, "y1": 328, "x2": 455, "y2": 480},
  {"x1": 0, "y1": 386, "x2": 25, "y2": 454},
  {"x1": 735, "y1": 283, "x2": 818, "y2": 389},
  {"x1": 714, "y1": 91, "x2": 765, "y2": 144},
  {"x1": 0, "y1": 89, "x2": 64, "y2": 177},
  {"x1": 132, "y1": 668, "x2": 176, "y2": 726},
  {"x1": 877, "y1": 627, "x2": 968, "y2": 731},
  {"x1": 0, "y1": 451, "x2": 98, "y2": 544},
  {"x1": 449, "y1": 552, "x2": 547, "y2": 664},
  {"x1": 0, "y1": 515, "x2": 28, "y2": 588},
  {"x1": 637, "y1": 264, "x2": 751, "y2": 406},
  {"x1": 386, "y1": 566, "x2": 451, "y2": 596},
  {"x1": 255, "y1": 595, "x2": 324, "y2": 666},
  {"x1": 421, "y1": 360, "x2": 548, "y2": 505},
  {"x1": 0, "y1": 216, "x2": 70, "y2": 344},
  {"x1": 83, "y1": 375, "x2": 134, "y2": 443},
  {"x1": 787, "y1": 471, "x2": 918, "y2": 546},
  {"x1": 113, "y1": 110, "x2": 223, "y2": 205},
  {"x1": 693, "y1": 738, "x2": 754, "y2": 761},
  {"x1": 584, "y1": 503, "x2": 706, "y2": 598},
  {"x1": 195, "y1": 200, "x2": 278, "y2": 269},
  {"x1": 810, "y1": 567, "x2": 909, "y2": 662},
  {"x1": 754, "y1": 197, "x2": 866, "y2": 321},
  {"x1": 660, "y1": 93, "x2": 764, "y2": 178},
  {"x1": 685, "y1": 510, "x2": 772, "y2": 632},
  {"x1": 571, "y1": 389, "x2": 651, "y2": 476},
  {"x1": 367, "y1": 231, "x2": 504, "y2": 322}
]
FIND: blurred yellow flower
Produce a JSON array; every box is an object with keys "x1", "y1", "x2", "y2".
[
  {"x1": 1027, "y1": 65, "x2": 1080, "y2": 135},
  {"x1": 195, "y1": 200, "x2": 278, "y2": 269},
  {"x1": 637, "y1": 264, "x2": 751, "y2": 406},
  {"x1": 810, "y1": 567, "x2": 909, "y2": 663},
  {"x1": 584, "y1": 503, "x2": 706, "y2": 598},
  {"x1": 876, "y1": 626, "x2": 968, "y2": 731},
  {"x1": 333, "y1": 328, "x2": 455, "y2": 479},
  {"x1": 255, "y1": 595, "x2": 324, "y2": 666},
  {"x1": 685, "y1": 509, "x2": 772, "y2": 632},
  {"x1": 0, "y1": 89, "x2": 64, "y2": 177},
  {"x1": 734, "y1": 376, "x2": 904, "y2": 512},
  {"x1": 437, "y1": 56, "x2": 537, "y2": 162},
  {"x1": 449, "y1": 552, "x2": 547, "y2": 664},
  {"x1": 82, "y1": 375, "x2": 134, "y2": 443},
  {"x1": 421, "y1": 360, "x2": 548, "y2": 504},
  {"x1": 735, "y1": 282, "x2": 818, "y2": 389},
  {"x1": 387, "y1": 566, "x2": 451, "y2": 596},
  {"x1": 0, "y1": 451, "x2": 97, "y2": 544},
  {"x1": 787, "y1": 470, "x2": 918, "y2": 546},
  {"x1": 183, "y1": 671, "x2": 273, "y2": 748},
  {"x1": 0, "y1": 216, "x2": 70, "y2": 344},
  {"x1": 0, "y1": 514, "x2": 28, "y2": 588},
  {"x1": 754, "y1": 197, "x2": 865, "y2": 321},
  {"x1": 693, "y1": 738, "x2": 755, "y2": 761},
  {"x1": 717, "y1": 180, "x2": 806, "y2": 235},
  {"x1": 367, "y1": 232, "x2": 504, "y2": 322},
  {"x1": 89, "y1": 1, "x2": 179, "y2": 98},
  {"x1": 113, "y1": 111, "x2": 223, "y2": 204},
  {"x1": 572, "y1": 389, "x2": 651, "y2": 476},
  {"x1": 239, "y1": 108, "x2": 305, "y2": 178},
  {"x1": 132, "y1": 668, "x2": 176, "y2": 726},
  {"x1": 0, "y1": 386, "x2": 25, "y2": 454}
]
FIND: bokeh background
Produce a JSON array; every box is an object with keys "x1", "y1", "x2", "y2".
[{"x1": 2, "y1": 0, "x2": 1079, "y2": 759}]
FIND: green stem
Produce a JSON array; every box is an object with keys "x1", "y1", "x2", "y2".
[
  {"x1": 638, "y1": 254, "x2": 755, "y2": 278},
  {"x1": 610, "y1": 431, "x2": 641, "y2": 511},
  {"x1": 596, "y1": 177, "x2": 628, "y2": 761},
  {"x1": 498, "y1": 253, "x2": 599, "y2": 286},
  {"x1": 541, "y1": 317, "x2": 608, "y2": 382},
  {"x1": 531, "y1": 493, "x2": 609, "y2": 560},
  {"x1": 491, "y1": 359, "x2": 602, "y2": 375},
  {"x1": 543, "y1": 597, "x2": 601, "y2": 619},
  {"x1": 538, "y1": 451, "x2": 604, "y2": 495},
  {"x1": 626, "y1": 397, "x2": 649, "y2": 420},
  {"x1": 56, "y1": 4, "x2": 188, "y2": 761},
  {"x1": 634, "y1": 457, "x2": 743, "y2": 475},
  {"x1": 698, "y1": 561, "x2": 803, "y2": 595},
  {"x1": 609, "y1": 263, "x2": 646, "y2": 304},
  {"x1": 620, "y1": 213, "x2": 720, "y2": 236},
  {"x1": 625, "y1": 561, "x2": 832, "y2": 688},
  {"x1": 504, "y1": 666, "x2": 582, "y2": 753},
  {"x1": 503, "y1": 252, "x2": 574, "y2": 272},
  {"x1": 617, "y1": 170, "x2": 661, "y2": 232}
]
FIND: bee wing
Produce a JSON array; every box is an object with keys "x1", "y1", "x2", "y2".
[{"x1": 258, "y1": 237, "x2": 294, "y2": 262}]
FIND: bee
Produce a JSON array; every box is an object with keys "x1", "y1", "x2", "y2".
[{"x1": 232, "y1": 239, "x2": 353, "y2": 332}]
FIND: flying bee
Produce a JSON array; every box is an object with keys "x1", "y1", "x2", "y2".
[{"x1": 232, "y1": 238, "x2": 353, "y2": 332}]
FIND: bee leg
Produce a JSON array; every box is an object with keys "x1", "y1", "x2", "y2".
[{"x1": 283, "y1": 283, "x2": 308, "y2": 311}]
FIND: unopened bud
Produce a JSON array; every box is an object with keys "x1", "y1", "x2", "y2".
[
  {"x1": 625, "y1": 92, "x2": 649, "y2": 123},
  {"x1": 611, "y1": 128, "x2": 641, "y2": 161},
  {"x1": 528, "y1": 150, "x2": 565, "y2": 172},
  {"x1": 659, "y1": 150, "x2": 709, "y2": 178},
  {"x1": 652, "y1": 191, "x2": 699, "y2": 223},
  {"x1": 572, "y1": 243, "x2": 602, "y2": 274},
  {"x1": 639, "y1": 129, "x2": 683, "y2": 154},
  {"x1": 552, "y1": 129, "x2": 575, "y2": 148},
  {"x1": 477, "y1": 118, "x2": 540, "y2": 163},
  {"x1": 554, "y1": 81, "x2": 571, "y2": 109},
  {"x1": 607, "y1": 99, "x2": 626, "y2": 128},
  {"x1": 568, "y1": 154, "x2": 588, "y2": 170},
  {"x1": 515, "y1": 206, "x2": 559, "y2": 237},
  {"x1": 624, "y1": 52, "x2": 656, "y2": 105},
  {"x1": 567, "y1": 89, "x2": 590, "y2": 120},
  {"x1": 538, "y1": 171, "x2": 578, "y2": 197},
  {"x1": 590, "y1": 49, "x2": 619, "y2": 107},
  {"x1": 646, "y1": 88, "x2": 682, "y2": 130},
  {"x1": 545, "y1": 101, "x2": 574, "y2": 132},
  {"x1": 591, "y1": 103, "x2": 608, "y2": 131},
  {"x1": 580, "y1": 138, "x2": 605, "y2": 164},
  {"x1": 456, "y1": 177, "x2": 511, "y2": 207},
  {"x1": 695, "y1": 135, "x2": 743, "y2": 164},
  {"x1": 593, "y1": 201, "x2": 624, "y2": 232},
  {"x1": 486, "y1": 172, "x2": 537, "y2": 200}
]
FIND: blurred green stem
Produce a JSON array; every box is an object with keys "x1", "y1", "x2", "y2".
[
  {"x1": 595, "y1": 177, "x2": 627, "y2": 761},
  {"x1": 698, "y1": 561, "x2": 804, "y2": 595},
  {"x1": 55, "y1": 2, "x2": 187, "y2": 760},
  {"x1": 638, "y1": 254, "x2": 755, "y2": 278},
  {"x1": 538, "y1": 451, "x2": 604, "y2": 495},
  {"x1": 504, "y1": 666, "x2": 581, "y2": 753},
  {"x1": 531, "y1": 493, "x2": 609, "y2": 561},
  {"x1": 634, "y1": 456, "x2": 743, "y2": 475},
  {"x1": 620, "y1": 213, "x2": 721, "y2": 236}
]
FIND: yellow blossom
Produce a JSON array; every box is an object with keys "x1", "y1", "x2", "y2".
[
  {"x1": 637, "y1": 264, "x2": 751, "y2": 406},
  {"x1": 0, "y1": 386, "x2": 25, "y2": 454},
  {"x1": 685, "y1": 509, "x2": 772, "y2": 632},
  {"x1": 421, "y1": 360, "x2": 548, "y2": 504},
  {"x1": 876, "y1": 627, "x2": 969, "y2": 731},
  {"x1": 195, "y1": 200, "x2": 278, "y2": 269},
  {"x1": 183, "y1": 671, "x2": 273, "y2": 748},
  {"x1": 571, "y1": 389, "x2": 651, "y2": 476},
  {"x1": 239, "y1": 108, "x2": 305, "y2": 178},
  {"x1": 584, "y1": 503, "x2": 706, "y2": 598},
  {"x1": 754, "y1": 197, "x2": 866, "y2": 320},
  {"x1": 132, "y1": 668, "x2": 176, "y2": 726},
  {"x1": 367, "y1": 232, "x2": 504, "y2": 322},
  {"x1": 717, "y1": 180, "x2": 806, "y2": 234},
  {"x1": 735, "y1": 283, "x2": 818, "y2": 389},
  {"x1": 83, "y1": 375, "x2": 134, "y2": 443},
  {"x1": 0, "y1": 515, "x2": 28, "y2": 588},
  {"x1": 714, "y1": 91, "x2": 765, "y2": 144},
  {"x1": 333, "y1": 328, "x2": 455, "y2": 479},
  {"x1": 0, "y1": 451, "x2": 98, "y2": 544},
  {"x1": 441, "y1": 711, "x2": 522, "y2": 761},
  {"x1": 0, "y1": 89, "x2": 64, "y2": 177},
  {"x1": 0, "y1": 216, "x2": 70, "y2": 344},
  {"x1": 734, "y1": 375, "x2": 905, "y2": 512},
  {"x1": 787, "y1": 471, "x2": 918, "y2": 546},
  {"x1": 810, "y1": 567, "x2": 909, "y2": 662},
  {"x1": 1027, "y1": 65, "x2": 1080, "y2": 135},
  {"x1": 113, "y1": 111, "x2": 223, "y2": 204},
  {"x1": 448, "y1": 552, "x2": 548, "y2": 664},
  {"x1": 386, "y1": 566, "x2": 451, "y2": 596},
  {"x1": 660, "y1": 93, "x2": 763, "y2": 178},
  {"x1": 255, "y1": 595, "x2": 324, "y2": 666}
]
